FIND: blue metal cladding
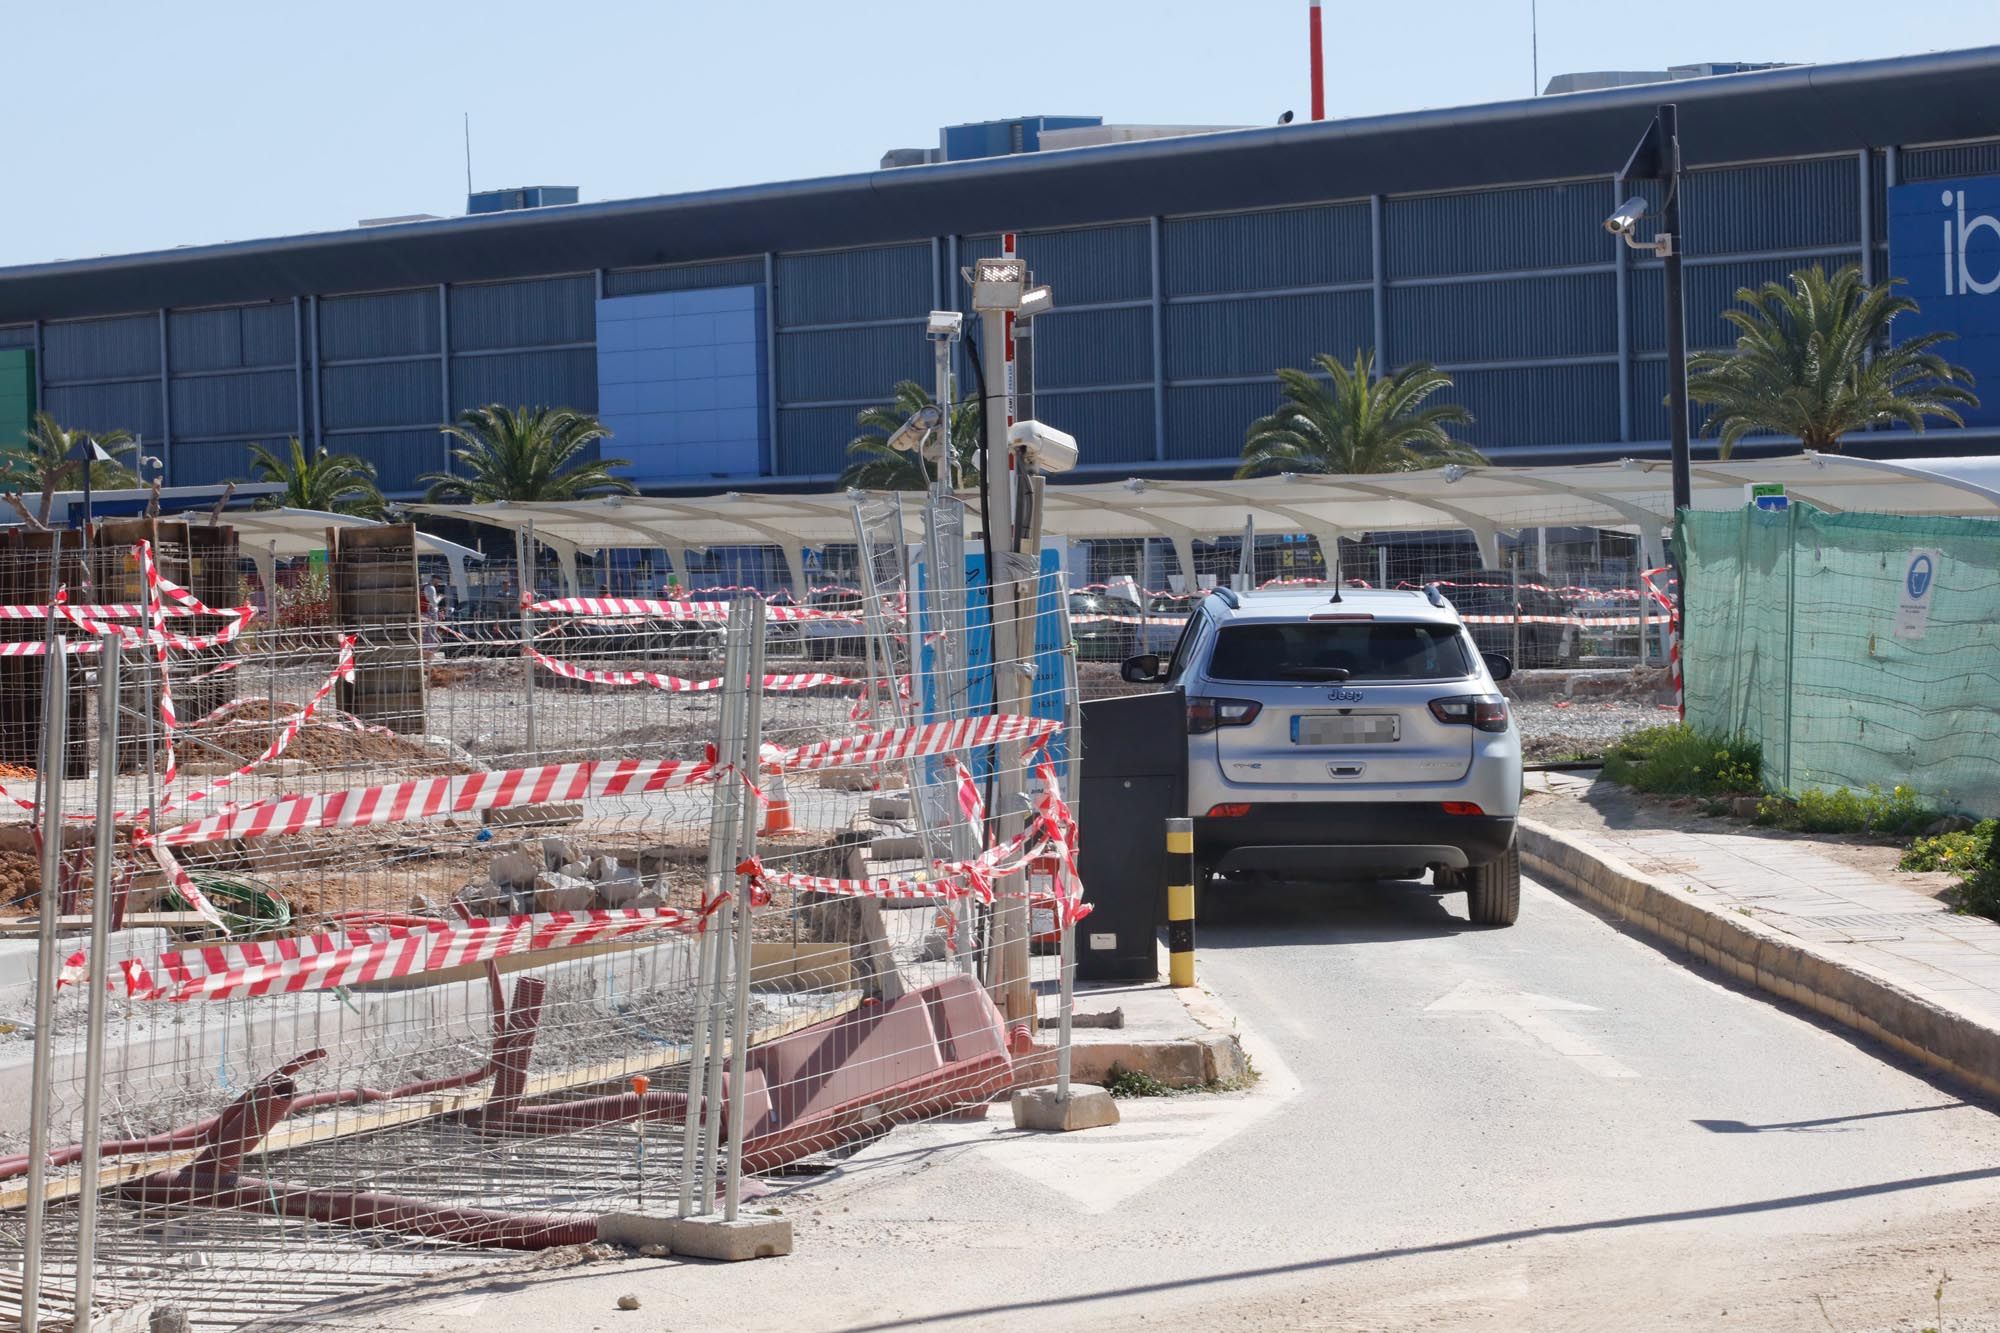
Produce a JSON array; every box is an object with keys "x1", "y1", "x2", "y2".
[
  {"x1": 1162, "y1": 204, "x2": 1371, "y2": 295},
  {"x1": 1384, "y1": 180, "x2": 1614, "y2": 278},
  {"x1": 1628, "y1": 256, "x2": 1833, "y2": 354},
  {"x1": 1028, "y1": 308, "x2": 1150, "y2": 389},
  {"x1": 1033, "y1": 388, "x2": 1153, "y2": 464},
  {"x1": 170, "y1": 441, "x2": 262, "y2": 486},
  {"x1": 320, "y1": 360, "x2": 442, "y2": 430},
  {"x1": 1680, "y1": 157, "x2": 1860, "y2": 252},
  {"x1": 168, "y1": 303, "x2": 294, "y2": 371},
  {"x1": 0, "y1": 326, "x2": 31, "y2": 349},
  {"x1": 776, "y1": 324, "x2": 927, "y2": 404},
  {"x1": 958, "y1": 226, "x2": 1150, "y2": 306},
  {"x1": 775, "y1": 245, "x2": 930, "y2": 327},
  {"x1": 345, "y1": 429, "x2": 449, "y2": 493},
  {"x1": 1903, "y1": 142, "x2": 2000, "y2": 183},
  {"x1": 448, "y1": 275, "x2": 594, "y2": 352},
  {"x1": 451, "y1": 348, "x2": 598, "y2": 415},
  {"x1": 170, "y1": 369, "x2": 294, "y2": 439},
  {"x1": 317, "y1": 289, "x2": 439, "y2": 361},
  {"x1": 1438, "y1": 363, "x2": 1618, "y2": 449},
  {"x1": 604, "y1": 258, "x2": 765, "y2": 297},
  {"x1": 1164, "y1": 290, "x2": 1372, "y2": 380},
  {"x1": 41, "y1": 381, "x2": 162, "y2": 440},
  {"x1": 1631, "y1": 358, "x2": 1708, "y2": 445},
  {"x1": 1163, "y1": 381, "x2": 1282, "y2": 462},
  {"x1": 1389, "y1": 272, "x2": 1616, "y2": 363},
  {"x1": 41, "y1": 314, "x2": 158, "y2": 382},
  {"x1": 774, "y1": 404, "x2": 860, "y2": 476}
]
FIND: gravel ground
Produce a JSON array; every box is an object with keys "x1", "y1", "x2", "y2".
[{"x1": 1514, "y1": 697, "x2": 1674, "y2": 761}]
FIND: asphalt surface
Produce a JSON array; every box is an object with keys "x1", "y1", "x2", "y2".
[{"x1": 296, "y1": 874, "x2": 2000, "y2": 1332}]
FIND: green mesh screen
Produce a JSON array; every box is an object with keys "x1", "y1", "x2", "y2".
[{"x1": 1683, "y1": 505, "x2": 2000, "y2": 813}]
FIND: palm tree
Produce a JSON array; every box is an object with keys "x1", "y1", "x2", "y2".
[
  {"x1": 1686, "y1": 265, "x2": 1978, "y2": 458},
  {"x1": 247, "y1": 438, "x2": 387, "y2": 518},
  {"x1": 840, "y1": 381, "x2": 983, "y2": 491},
  {"x1": 1236, "y1": 352, "x2": 1484, "y2": 478},
  {"x1": 0, "y1": 413, "x2": 140, "y2": 525},
  {"x1": 421, "y1": 405, "x2": 634, "y2": 503}
]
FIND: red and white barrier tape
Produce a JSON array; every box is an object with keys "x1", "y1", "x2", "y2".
[
  {"x1": 522, "y1": 645, "x2": 863, "y2": 694},
  {"x1": 525, "y1": 596, "x2": 860, "y2": 624}
]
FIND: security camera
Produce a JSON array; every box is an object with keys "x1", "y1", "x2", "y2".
[
  {"x1": 926, "y1": 309, "x2": 964, "y2": 339},
  {"x1": 886, "y1": 404, "x2": 943, "y2": 453},
  {"x1": 1603, "y1": 196, "x2": 1650, "y2": 236},
  {"x1": 1008, "y1": 419, "x2": 1078, "y2": 474}
]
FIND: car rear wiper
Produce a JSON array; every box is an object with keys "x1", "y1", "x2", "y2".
[{"x1": 1277, "y1": 666, "x2": 1352, "y2": 680}]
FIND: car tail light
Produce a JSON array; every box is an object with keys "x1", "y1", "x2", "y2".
[
  {"x1": 1187, "y1": 697, "x2": 1261, "y2": 735},
  {"x1": 1442, "y1": 801, "x2": 1485, "y2": 816},
  {"x1": 1206, "y1": 803, "x2": 1252, "y2": 818},
  {"x1": 1428, "y1": 693, "x2": 1511, "y2": 733}
]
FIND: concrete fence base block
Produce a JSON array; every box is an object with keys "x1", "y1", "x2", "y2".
[
  {"x1": 1011, "y1": 1085, "x2": 1121, "y2": 1132},
  {"x1": 597, "y1": 1212, "x2": 676, "y2": 1250},
  {"x1": 665, "y1": 1214, "x2": 793, "y2": 1261}
]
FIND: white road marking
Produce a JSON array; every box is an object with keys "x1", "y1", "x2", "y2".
[{"x1": 1425, "y1": 979, "x2": 1640, "y2": 1079}]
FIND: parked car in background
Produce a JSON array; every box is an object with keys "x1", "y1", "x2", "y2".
[
  {"x1": 1436, "y1": 572, "x2": 1578, "y2": 669},
  {"x1": 801, "y1": 588, "x2": 867, "y2": 661},
  {"x1": 1141, "y1": 593, "x2": 1196, "y2": 655},
  {"x1": 1068, "y1": 591, "x2": 1143, "y2": 661}
]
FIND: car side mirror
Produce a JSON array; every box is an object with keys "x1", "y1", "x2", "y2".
[
  {"x1": 1121, "y1": 653, "x2": 1164, "y2": 684},
  {"x1": 1482, "y1": 652, "x2": 1513, "y2": 682}
]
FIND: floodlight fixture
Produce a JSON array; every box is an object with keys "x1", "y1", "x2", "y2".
[
  {"x1": 925, "y1": 309, "x2": 965, "y2": 339},
  {"x1": 965, "y1": 258, "x2": 1028, "y2": 311},
  {"x1": 1015, "y1": 285, "x2": 1054, "y2": 320},
  {"x1": 886, "y1": 404, "x2": 944, "y2": 453}
]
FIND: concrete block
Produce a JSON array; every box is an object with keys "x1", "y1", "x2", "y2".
[
  {"x1": 1197, "y1": 1033, "x2": 1249, "y2": 1085},
  {"x1": 667, "y1": 1214, "x2": 792, "y2": 1261},
  {"x1": 1011, "y1": 1085, "x2": 1120, "y2": 1132},
  {"x1": 867, "y1": 796, "x2": 912, "y2": 820},
  {"x1": 1063, "y1": 1039, "x2": 1208, "y2": 1089},
  {"x1": 597, "y1": 1211, "x2": 675, "y2": 1250}
]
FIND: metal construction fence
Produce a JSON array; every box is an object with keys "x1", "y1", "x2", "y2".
[
  {"x1": 1684, "y1": 505, "x2": 2000, "y2": 814},
  {"x1": 0, "y1": 507, "x2": 1084, "y2": 1331}
]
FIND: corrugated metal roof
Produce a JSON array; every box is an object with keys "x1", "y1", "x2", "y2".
[{"x1": 5, "y1": 47, "x2": 2000, "y2": 323}]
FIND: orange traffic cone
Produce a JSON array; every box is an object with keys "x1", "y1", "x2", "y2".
[{"x1": 761, "y1": 768, "x2": 795, "y2": 837}]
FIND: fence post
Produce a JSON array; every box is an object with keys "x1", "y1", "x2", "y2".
[
  {"x1": 679, "y1": 598, "x2": 755, "y2": 1220},
  {"x1": 723, "y1": 598, "x2": 766, "y2": 1222},
  {"x1": 515, "y1": 524, "x2": 538, "y2": 763},
  {"x1": 20, "y1": 637, "x2": 70, "y2": 1333},
  {"x1": 71, "y1": 641, "x2": 121, "y2": 1331},
  {"x1": 1166, "y1": 817, "x2": 1195, "y2": 988}
]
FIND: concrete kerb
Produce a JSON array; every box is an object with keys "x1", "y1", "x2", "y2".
[
  {"x1": 1518, "y1": 818, "x2": 2000, "y2": 1101},
  {"x1": 1018, "y1": 946, "x2": 1251, "y2": 1092}
]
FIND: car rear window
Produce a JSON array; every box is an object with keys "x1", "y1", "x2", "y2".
[{"x1": 1207, "y1": 621, "x2": 1472, "y2": 682}]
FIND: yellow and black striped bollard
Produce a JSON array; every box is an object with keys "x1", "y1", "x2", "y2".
[{"x1": 1166, "y1": 817, "x2": 1195, "y2": 987}]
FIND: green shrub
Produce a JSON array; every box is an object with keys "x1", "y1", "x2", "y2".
[
  {"x1": 1755, "y1": 784, "x2": 1935, "y2": 837},
  {"x1": 1952, "y1": 861, "x2": 2000, "y2": 922},
  {"x1": 1601, "y1": 724, "x2": 1762, "y2": 797},
  {"x1": 1900, "y1": 820, "x2": 1996, "y2": 873}
]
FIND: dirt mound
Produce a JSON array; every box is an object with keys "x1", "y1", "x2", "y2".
[{"x1": 187, "y1": 699, "x2": 469, "y2": 772}]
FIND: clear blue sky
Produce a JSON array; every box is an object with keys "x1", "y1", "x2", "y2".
[{"x1": 4, "y1": 0, "x2": 1996, "y2": 268}]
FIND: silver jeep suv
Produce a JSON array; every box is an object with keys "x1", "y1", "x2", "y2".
[{"x1": 1122, "y1": 585, "x2": 1523, "y2": 925}]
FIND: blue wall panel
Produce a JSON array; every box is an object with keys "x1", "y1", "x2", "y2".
[
  {"x1": 318, "y1": 289, "x2": 439, "y2": 361},
  {"x1": 1438, "y1": 363, "x2": 1617, "y2": 449},
  {"x1": 321, "y1": 360, "x2": 441, "y2": 430},
  {"x1": 981, "y1": 225, "x2": 1150, "y2": 305},
  {"x1": 596, "y1": 287, "x2": 765, "y2": 482},
  {"x1": 0, "y1": 326, "x2": 32, "y2": 350},
  {"x1": 1389, "y1": 272, "x2": 1616, "y2": 363},
  {"x1": 1903, "y1": 143, "x2": 2000, "y2": 183},
  {"x1": 1163, "y1": 204, "x2": 1370, "y2": 295},
  {"x1": 1028, "y1": 308, "x2": 1151, "y2": 389},
  {"x1": 605, "y1": 258, "x2": 765, "y2": 297},
  {"x1": 1163, "y1": 381, "x2": 1281, "y2": 462},
  {"x1": 449, "y1": 276, "x2": 594, "y2": 352},
  {"x1": 1628, "y1": 257, "x2": 1831, "y2": 355},
  {"x1": 42, "y1": 315, "x2": 158, "y2": 382},
  {"x1": 451, "y1": 347, "x2": 598, "y2": 415},
  {"x1": 1681, "y1": 157, "x2": 1860, "y2": 253},
  {"x1": 1631, "y1": 358, "x2": 1708, "y2": 446},
  {"x1": 348, "y1": 429, "x2": 449, "y2": 493},
  {"x1": 41, "y1": 381, "x2": 162, "y2": 440},
  {"x1": 169, "y1": 303, "x2": 294, "y2": 371},
  {"x1": 1034, "y1": 388, "x2": 1153, "y2": 465},
  {"x1": 1385, "y1": 181, "x2": 1613, "y2": 277},
  {"x1": 777, "y1": 324, "x2": 926, "y2": 403},
  {"x1": 1164, "y1": 290, "x2": 1372, "y2": 379},
  {"x1": 776, "y1": 245, "x2": 930, "y2": 326},
  {"x1": 171, "y1": 369, "x2": 294, "y2": 439}
]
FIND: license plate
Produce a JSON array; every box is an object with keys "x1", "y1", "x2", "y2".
[{"x1": 1292, "y1": 713, "x2": 1399, "y2": 745}]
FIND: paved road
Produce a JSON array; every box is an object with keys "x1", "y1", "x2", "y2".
[{"x1": 301, "y1": 875, "x2": 2000, "y2": 1332}]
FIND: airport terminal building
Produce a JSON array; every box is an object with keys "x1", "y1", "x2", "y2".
[{"x1": 3, "y1": 47, "x2": 2000, "y2": 497}]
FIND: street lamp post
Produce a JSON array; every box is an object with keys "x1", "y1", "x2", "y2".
[{"x1": 1610, "y1": 102, "x2": 1691, "y2": 517}]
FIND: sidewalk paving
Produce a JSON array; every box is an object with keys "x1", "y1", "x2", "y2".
[{"x1": 1525, "y1": 771, "x2": 2000, "y2": 1089}]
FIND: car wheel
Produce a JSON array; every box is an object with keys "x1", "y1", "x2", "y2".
[{"x1": 1464, "y1": 845, "x2": 1521, "y2": 926}]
